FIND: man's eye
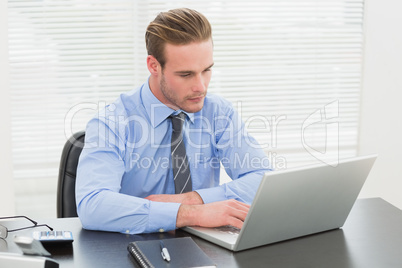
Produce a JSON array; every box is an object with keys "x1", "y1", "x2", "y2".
[{"x1": 180, "y1": 73, "x2": 190, "y2": 77}]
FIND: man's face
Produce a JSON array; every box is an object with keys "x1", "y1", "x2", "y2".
[{"x1": 155, "y1": 40, "x2": 214, "y2": 113}]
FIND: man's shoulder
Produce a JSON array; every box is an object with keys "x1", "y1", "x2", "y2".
[
  {"x1": 118, "y1": 86, "x2": 144, "y2": 112},
  {"x1": 203, "y1": 93, "x2": 233, "y2": 111},
  {"x1": 100, "y1": 85, "x2": 144, "y2": 118}
]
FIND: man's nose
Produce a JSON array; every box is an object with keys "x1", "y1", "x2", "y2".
[{"x1": 192, "y1": 74, "x2": 207, "y2": 92}]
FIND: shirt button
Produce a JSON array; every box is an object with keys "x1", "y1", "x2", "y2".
[
  {"x1": 159, "y1": 228, "x2": 165, "y2": 233},
  {"x1": 125, "y1": 230, "x2": 130, "y2": 234}
]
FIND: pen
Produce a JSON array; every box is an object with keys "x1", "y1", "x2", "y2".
[{"x1": 160, "y1": 240, "x2": 171, "y2": 262}]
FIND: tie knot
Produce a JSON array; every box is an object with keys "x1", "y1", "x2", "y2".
[{"x1": 171, "y1": 112, "x2": 185, "y2": 132}]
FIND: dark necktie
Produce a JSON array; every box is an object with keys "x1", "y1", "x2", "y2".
[{"x1": 170, "y1": 112, "x2": 192, "y2": 194}]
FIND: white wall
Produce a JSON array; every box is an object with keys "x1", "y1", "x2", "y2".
[
  {"x1": 0, "y1": 1, "x2": 16, "y2": 215},
  {"x1": 358, "y1": 0, "x2": 402, "y2": 209}
]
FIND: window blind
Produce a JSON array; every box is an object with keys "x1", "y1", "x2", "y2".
[{"x1": 7, "y1": 0, "x2": 365, "y2": 216}]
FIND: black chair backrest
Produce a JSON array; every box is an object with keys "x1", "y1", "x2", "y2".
[{"x1": 57, "y1": 131, "x2": 85, "y2": 218}]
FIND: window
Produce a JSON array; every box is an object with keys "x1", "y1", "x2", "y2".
[{"x1": 7, "y1": 0, "x2": 365, "y2": 217}]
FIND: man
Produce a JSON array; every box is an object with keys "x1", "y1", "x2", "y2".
[{"x1": 76, "y1": 8, "x2": 271, "y2": 234}]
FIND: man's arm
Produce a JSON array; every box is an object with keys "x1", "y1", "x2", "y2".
[
  {"x1": 195, "y1": 101, "x2": 272, "y2": 205},
  {"x1": 76, "y1": 116, "x2": 180, "y2": 234},
  {"x1": 176, "y1": 200, "x2": 250, "y2": 229},
  {"x1": 145, "y1": 192, "x2": 250, "y2": 229},
  {"x1": 145, "y1": 191, "x2": 203, "y2": 205}
]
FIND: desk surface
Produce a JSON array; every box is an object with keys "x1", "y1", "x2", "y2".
[{"x1": 1, "y1": 198, "x2": 402, "y2": 268}]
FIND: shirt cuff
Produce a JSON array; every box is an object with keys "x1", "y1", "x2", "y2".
[
  {"x1": 146, "y1": 201, "x2": 181, "y2": 233},
  {"x1": 196, "y1": 186, "x2": 227, "y2": 204}
]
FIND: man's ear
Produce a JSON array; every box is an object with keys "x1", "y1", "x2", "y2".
[{"x1": 147, "y1": 55, "x2": 160, "y2": 76}]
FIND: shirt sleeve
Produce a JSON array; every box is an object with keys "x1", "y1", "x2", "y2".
[
  {"x1": 196, "y1": 104, "x2": 272, "y2": 205},
  {"x1": 75, "y1": 115, "x2": 181, "y2": 234}
]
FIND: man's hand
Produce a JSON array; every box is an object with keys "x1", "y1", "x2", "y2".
[
  {"x1": 176, "y1": 199, "x2": 250, "y2": 229},
  {"x1": 145, "y1": 191, "x2": 203, "y2": 205}
]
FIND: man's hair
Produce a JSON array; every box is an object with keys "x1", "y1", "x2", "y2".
[{"x1": 145, "y1": 8, "x2": 212, "y2": 68}]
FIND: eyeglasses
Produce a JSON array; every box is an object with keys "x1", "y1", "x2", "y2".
[{"x1": 0, "y1": 216, "x2": 53, "y2": 239}]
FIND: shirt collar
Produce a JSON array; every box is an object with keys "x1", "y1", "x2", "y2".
[{"x1": 142, "y1": 77, "x2": 195, "y2": 128}]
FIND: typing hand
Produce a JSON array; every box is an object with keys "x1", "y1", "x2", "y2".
[{"x1": 176, "y1": 199, "x2": 250, "y2": 229}]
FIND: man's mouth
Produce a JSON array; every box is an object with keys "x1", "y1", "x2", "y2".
[{"x1": 188, "y1": 95, "x2": 204, "y2": 102}]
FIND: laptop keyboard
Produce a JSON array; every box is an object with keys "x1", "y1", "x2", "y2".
[{"x1": 214, "y1": 225, "x2": 241, "y2": 235}]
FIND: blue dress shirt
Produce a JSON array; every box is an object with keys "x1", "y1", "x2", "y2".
[{"x1": 76, "y1": 78, "x2": 272, "y2": 234}]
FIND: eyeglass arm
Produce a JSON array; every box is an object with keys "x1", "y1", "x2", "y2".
[{"x1": 0, "y1": 216, "x2": 38, "y2": 225}]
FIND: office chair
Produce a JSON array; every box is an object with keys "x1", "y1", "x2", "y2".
[{"x1": 57, "y1": 131, "x2": 85, "y2": 218}]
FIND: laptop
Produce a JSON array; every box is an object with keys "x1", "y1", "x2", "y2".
[{"x1": 183, "y1": 155, "x2": 377, "y2": 251}]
